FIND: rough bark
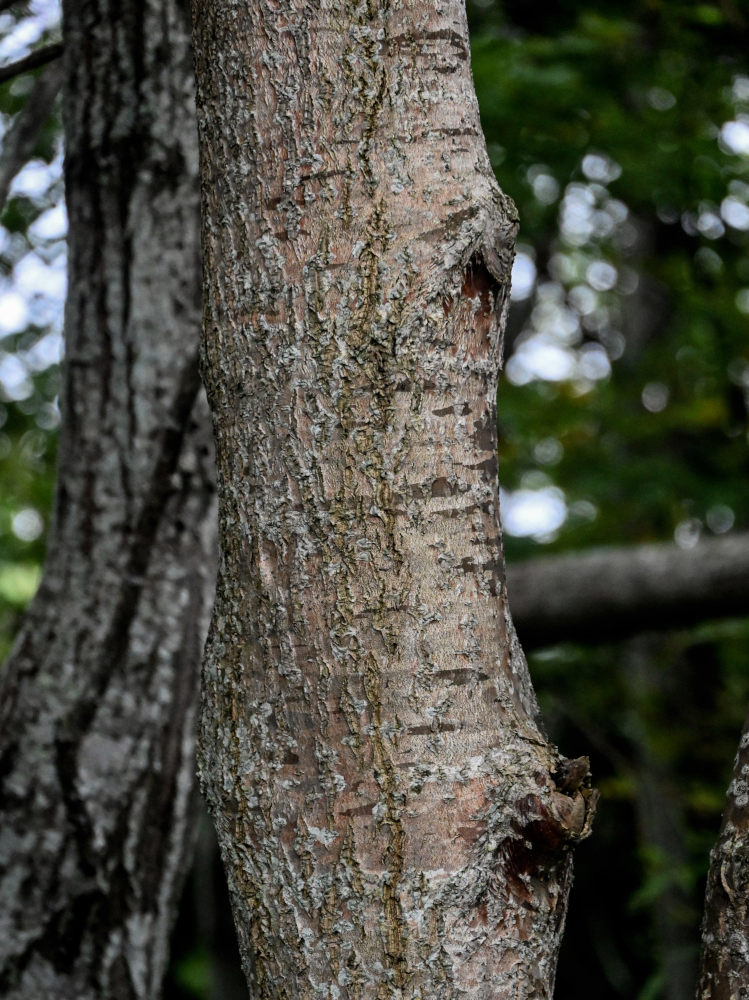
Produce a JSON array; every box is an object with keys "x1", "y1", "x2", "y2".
[
  {"x1": 507, "y1": 534, "x2": 749, "y2": 650},
  {"x1": 192, "y1": 1, "x2": 595, "y2": 997},
  {"x1": 697, "y1": 710, "x2": 749, "y2": 999},
  {"x1": 0, "y1": 2, "x2": 216, "y2": 997}
]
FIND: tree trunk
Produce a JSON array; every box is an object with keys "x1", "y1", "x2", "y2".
[
  {"x1": 192, "y1": 2, "x2": 595, "y2": 997},
  {"x1": 0, "y1": 2, "x2": 216, "y2": 997},
  {"x1": 697, "y1": 708, "x2": 749, "y2": 999}
]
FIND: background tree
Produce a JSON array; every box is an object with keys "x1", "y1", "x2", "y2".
[{"x1": 0, "y1": 0, "x2": 215, "y2": 996}]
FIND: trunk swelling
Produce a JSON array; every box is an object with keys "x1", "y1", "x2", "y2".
[
  {"x1": 193, "y1": 1, "x2": 595, "y2": 997},
  {"x1": 0, "y1": 2, "x2": 215, "y2": 996}
]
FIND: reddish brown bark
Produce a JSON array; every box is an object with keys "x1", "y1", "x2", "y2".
[{"x1": 192, "y1": 0, "x2": 595, "y2": 996}]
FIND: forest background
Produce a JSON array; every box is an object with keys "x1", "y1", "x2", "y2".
[{"x1": 0, "y1": 0, "x2": 747, "y2": 997}]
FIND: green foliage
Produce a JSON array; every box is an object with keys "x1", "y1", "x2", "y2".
[
  {"x1": 529, "y1": 621, "x2": 749, "y2": 997},
  {"x1": 170, "y1": 948, "x2": 212, "y2": 998},
  {"x1": 469, "y1": 0, "x2": 748, "y2": 556},
  {"x1": 467, "y1": 2, "x2": 749, "y2": 994},
  {"x1": 0, "y1": 9, "x2": 65, "y2": 648}
]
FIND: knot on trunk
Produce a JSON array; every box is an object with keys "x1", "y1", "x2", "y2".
[{"x1": 503, "y1": 756, "x2": 598, "y2": 880}]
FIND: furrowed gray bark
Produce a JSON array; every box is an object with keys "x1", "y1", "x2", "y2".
[
  {"x1": 0, "y1": 2, "x2": 216, "y2": 997},
  {"x1": 507, "y1": 533, "x2": 749, "y2": 650},
  {"x1": 192, "y1": 1, "x2": 595, "y2": 997},
  {"x1": 697, "y1": 710, "x2": 749, "y2": 999}
]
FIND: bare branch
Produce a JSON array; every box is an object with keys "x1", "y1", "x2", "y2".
[
  {"x1": 0, "y1": 41, "x2": 62, "y2": 86},
  {"x1": 0, "y1": 1, "x2": 24, "y2": 14},
  {"x1": 0, "y1": 59, "x2": 63, "y2": 208},
  {"x1": 507, "y1": 533, "x2": 749, "y2": 649}
]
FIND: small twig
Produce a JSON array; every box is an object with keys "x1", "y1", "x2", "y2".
[
  {"x1": 0, "y1": 0, "x2": 24, "y2": 14},
  {"x1": 0, "y1": 41, "x2": 63, "y2": 86},
  {"x1": 0, "y1": 59, "x2": 63, "y2": 208}
]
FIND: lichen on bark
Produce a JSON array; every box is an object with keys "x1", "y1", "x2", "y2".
[
  {"x1": 698, "y1": 716, "x2": 749, "y2": 999},
  {"x1": 192, "y1": 0, "x2": 595, "y2": 996},
  {"x1": 0, "y1": 2, "x2": 216, "y2": 996}
]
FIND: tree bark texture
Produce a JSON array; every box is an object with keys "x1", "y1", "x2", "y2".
[
  {"x1": 698, "y1": 710, "x2": 749, "y2": 999},
  {"x1": 192, "y1": 2, "x2": 595, "y2": 997},
  {"x1": 507, "y1": 534, "x2": 749, "y2": 650},
  {"x1": 0, "y1": 2, "x2": 216, "y2": 997}
]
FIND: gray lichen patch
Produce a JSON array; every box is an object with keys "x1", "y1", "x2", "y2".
[{"x1": 0, "y1": 1, "x2": 216, "y2": 996}]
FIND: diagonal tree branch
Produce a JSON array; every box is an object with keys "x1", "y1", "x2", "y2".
[
  {"x1": 507, "y1": 533, "x2": 749, "y2": 649},
  {"x1": 0, "y1": 1, "x2": 23, "y2": 13},
  {"x1": 0, "y1": 41, "x2": 62, "y2": 86},
  {"x1": 0, "y1": 59, "x2": 63, "y2": 209}
]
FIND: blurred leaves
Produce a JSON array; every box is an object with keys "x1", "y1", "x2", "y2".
[
  {"x1": 171, "y1": 949, "x2": 212, "y2": 999},
  {"x1": 466, "y1": 3, "x2": 749, "y2": 996},
  {"x1": 0, "y1": 1, "x2": 64, "y2": 627},
  {"x1": 467, "y1": 0, "x2": 748, "y2": 558}
]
